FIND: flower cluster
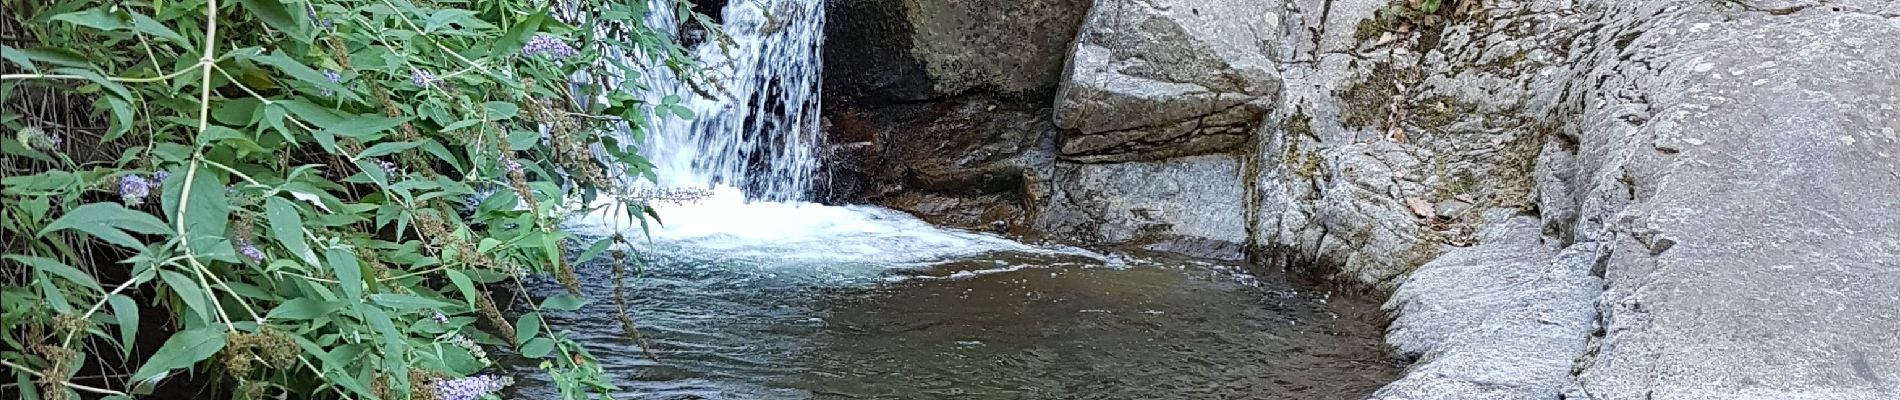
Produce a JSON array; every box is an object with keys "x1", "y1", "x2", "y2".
[
  {"x1": 520, "y1": 34, "x2": 578, "y2": 60},
  {"x1": 321, "y1": 69, "x2": 341, "y2": 96},
  {"x1": 237, "y1": 240, "x2": 264, "y2": 262},
  {"x1": 411, "y1": 68, "x2": 440, "y2": 88},
  {"x1": 371, "y1": 158, "x2": 398, "y2": 176},
  {"x1": 432, "y1": 374, "x2": 512, "y2": 400},
  {"x1": 304, "y1": 5, "x2": 334, "y2": 29},
  {"x1": 445, "y1": 333, "x2": 490, "y2": 364},
  {"x1": 117, "y1": 174, "x2": 152, "y2": 206},
  {"x1": 17, "y1": 126, "x2": 60, "y2": 151}
]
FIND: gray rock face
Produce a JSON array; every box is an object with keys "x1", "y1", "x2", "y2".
[
  {"x1": 1245, "y1": 0, "x2": 1900, "y2": 398},
  {"x1": 1556, "y1": 3, "x2": 1900, "y2": 399},
  {"x1": 1372, "y1": 214, "x2": 1602, "y2": 400},
  {"x1": 823, "y1": 0, "x2": 1091, "y2": 104},
  {"x1": 1053, "y1": 0, "x2": 1282, "y2": 162},
  {"x1": 1034, "y1": 154, "x2": 1250, "y2": 260}
]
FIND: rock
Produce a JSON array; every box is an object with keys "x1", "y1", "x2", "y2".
[
  {"x1": 1052, "y1": 0, "x2": 1282, "y2": 162},
  {"x1": 1244, "y1": 0, "x2": 1899, "y2": 398},
  {"x1": 1556, "y1": 4, "x2": 1900, "y2": 399},
  {"x1": 823, "y1": 0, "x2": 1091, "y2": 104},
  {"x1": 1035, "y1": 154, "x2": 1249, "y2": 261},
  {"x1": 1373, "y1": 214, "x2": 1601, "y2": 400}
]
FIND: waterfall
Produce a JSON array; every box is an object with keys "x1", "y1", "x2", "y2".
[
  {"x1": 567, "y1": 0, "x2": 1048, "y2": 264},
  {"x1": 635, "y1": 0, "x2": 825, "y2": 203}
]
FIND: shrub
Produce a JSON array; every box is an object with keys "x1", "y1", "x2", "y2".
[{"x1": 0, "y1": 0, "x2": 716, "y2": 398}]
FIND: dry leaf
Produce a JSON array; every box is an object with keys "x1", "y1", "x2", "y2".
[
  {"x1": 1376, "y1": 31, "x2": 1399, "y2": 46},
  {"x1": 1404, "y1": 197, "x2": 1436, "y2": 219}
]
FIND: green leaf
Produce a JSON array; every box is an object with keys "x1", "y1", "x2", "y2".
[
  {"x1": 482, "y1": 101, "x2": 519, "y2": 120},
  {"x1": 251, "y1": 50, "x2": 342, "y2": 95},
  {"x1": 129, "y1": 328, "x2": 227, "y2": 384},
  {"x1": 358, "y1": 141, "x2": 422, "y2": 158},
  {"x1": 108, "y1": 294, "x2": 140, "y2": 356},
  {"x1": 368, "y1": 293, "x2": 454, "y2": 311},
  {"x1": 264, "y1": 197, "x2": 321, "y2": 267},
  {"x1": 18, "y1": 47, "x2": 91, "y2": 69},
  {"x1": 514, "y1": 312, "x2": 541, "y2": 345},
  {"x1": 671, "y1": 104, "x2": 695, "y2": 120},
  {"x1": 106, "y1": 97, "x2": 135, "y2": 141},
  {"x1": 267, "y1": 298, "x2": 339, "y2": 320},
  {"x1": 40, "y1": 202, "x2": 170, "y2": 249},
  {"x1": 322, "y1": 115, "x2": 411, "y2": 141},
  {"x1": 507, "y1": 129, "x2": 539, "y2": 150},
  {"x1": 50, "y1": 67, "x2": 131, "y2": 101},
  {"x1": 159, "y1": 164, "x2": 231, "y2": 259},
  {"x1": 327, "y1": 248, "x2": 364, "y2": 299},
  {"x1": 519, "y1": 337, "x2": 555, "y2": 358},
  {"x1": 51, "y1": 8, "x2": 130, "y2": 32},
  {"x1": 4, "y1": 255, "x2": 102, "y2": 293},
  {"x1": 158, "y1": 269, "x2": 212, "y2": 323},
  {"x1": 1, "y1": 45, "x2": 37, "y2": 73},
  {"x1": 575, "y1": 237, "x2": 614, "y2": 264},
  {"x1": 539, "y1": 294, "x2": 588, "y2": 312},
  {"x1": 357, "y1": 305, "x2": 405, "y2": 352},
  {"x1": 444, "y1": 269, "x2": 478, "y2": 308},
  {"x1": 237, "y1": 0, "x2": 307, "y2": 43},
  {"x1": 128, "y1": 12, "x2": 188, "y2": 45}
]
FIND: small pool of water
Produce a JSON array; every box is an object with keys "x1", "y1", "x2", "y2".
[{"x1": 502, "y1": 239, "x2": 1400, "y2": 399}]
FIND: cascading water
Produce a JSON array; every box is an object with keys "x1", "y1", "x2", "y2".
[
  {"x1": 638, "y1": 0, "x2": 824, "y2": 202},
  {"x1": 569, "y1": 0, "x2": 1037, "y2": 265},
  {"x1": 515, "y1": 1, "x2": 1403, "y2": 398}
]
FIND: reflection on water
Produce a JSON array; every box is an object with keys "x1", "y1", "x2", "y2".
[{"x1": 504, "y1": 245, "x2": 1399, "y2": 399}]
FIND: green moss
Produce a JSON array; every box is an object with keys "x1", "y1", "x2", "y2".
[
  {"x1": 1353, "y1": 18, "x2": 1385, "y2": 43},
  {"x1": 1338, "y1": 63, "x2": 1416, "y2": 128},
  {"x1": 1496, "y1": 50, "x2": 1529, "y2": 70},
  {"x1": 1282, "y1": 107, "x2": 1316, "y2": 139}
]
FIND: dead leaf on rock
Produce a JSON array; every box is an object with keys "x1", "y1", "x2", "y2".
[{"x1": 1404, "y1": 197, "x2": 1436, "y2": 219}]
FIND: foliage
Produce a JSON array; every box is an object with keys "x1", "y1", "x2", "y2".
[{"x1": 0, "y1": 0, "x2": 717, "y2": 398}]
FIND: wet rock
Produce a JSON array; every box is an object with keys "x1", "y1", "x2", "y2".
[{"x1": 1053, "y1": 0, "x2": 1282, "y2": 162}]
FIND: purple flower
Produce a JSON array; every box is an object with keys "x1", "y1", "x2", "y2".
[
  {"x1": 411, "y1": 69, "x2": 438, "y2": 88},
  {"x1": 371, "y1": 158, "x2": 397, "y2": 175},
  {"x1": 238, "y1": 242, "x2": 264, "y2": 262},
  {"x1": 118, "y1": 175, "x2": 152, "y2": 206},
  {"x1": 320, "y1": 70, "x2": 340, "y2": 96},
  {"x1": 152, "y1": 170, "x2": 170, "y2": 185},
  {"x1": 520, "y1": 34, "x2": 579, "y2": 60},
  {"x1": 433, "y1": 374, "x2": 512, "y2": 400},
  {"x1": 502, "y1": 158, "x2": 523, "y2": 174},
  {"x1": 305, "y1": 5, "x2": 333, "y2": 29},
  {"x1": 431, "y1": 311, "x2": 449, "y2": 324}
]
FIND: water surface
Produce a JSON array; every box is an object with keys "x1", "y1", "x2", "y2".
[{"x1": 506, "y1": 210, "x2": 1399, "y2": 399}]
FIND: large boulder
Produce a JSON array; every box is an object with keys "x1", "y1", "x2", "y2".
[
  {"x1": 822, "y1": 0, "x2": 1092, "y2": 104},
  {"x1": 1053, "y1": 0, "x2": 1282, "y2": 162},
  {"x1": 1034, "y1": 154, "x2": 1250, "y2": 260}
]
